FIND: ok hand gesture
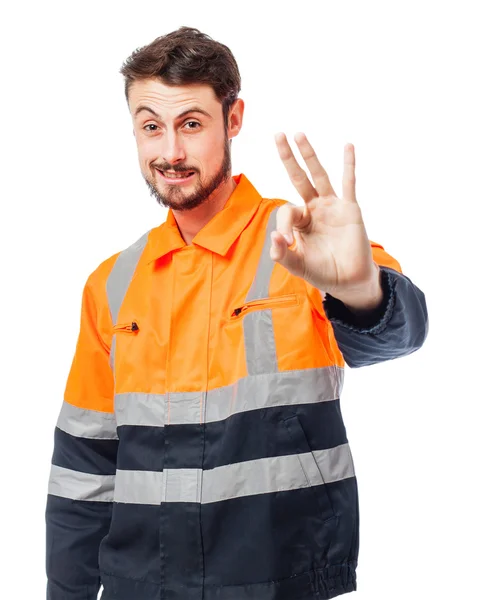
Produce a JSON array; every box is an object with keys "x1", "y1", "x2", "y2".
[{"x1": 271, "y1": 133, "x2": 382, "y2": 307}]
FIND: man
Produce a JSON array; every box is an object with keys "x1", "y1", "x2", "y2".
[{"x1": 45, "y1": 26, "x2": 428, "y2": 600}]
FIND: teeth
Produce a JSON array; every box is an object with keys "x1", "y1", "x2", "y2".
[{"x1": 160, "y1": 170, "x2": 192, "y2": 179}]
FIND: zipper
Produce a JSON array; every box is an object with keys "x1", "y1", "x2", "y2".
[
  {"x1": 112, "y1": 321, "x2": 139, "y2": 334},
  {"x1": 231, "y1": 294, "x2": 298, "y2": 319}
]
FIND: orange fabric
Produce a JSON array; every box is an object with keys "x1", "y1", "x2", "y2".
[
  {"x1": 64, "y1": 174, "x2": 403, "y2": 411},
  {"x1": 63, "y1": 256, "x2": 117, "y2": 412}
]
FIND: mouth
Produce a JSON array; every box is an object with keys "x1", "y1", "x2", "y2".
[{"x1": 156, "y1": 168, "x2": 196, "y2": 184}]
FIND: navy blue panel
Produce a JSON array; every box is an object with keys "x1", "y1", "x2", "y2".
[
  {"x1": 52, "y1": 427, "x2": 118, "y2": 475},
  {"x1": 96, "y1": 480, "x2": 358, "y2": 599},
  {"x1": 98, "y1": 503, "x2": 162, "y2": 582},
  {"x1": 116, "y1": 424, "x2": 164, "y2": 471},
  {"x1": 161, "y1": 503, "x2": 204, "y2": 594},
  {"x1": 203, "y1": 400, "x2": 348, "y2": 470},
  {"x1": 164, "y1": 423, "x2": 204, "y2": 469},
  {"x1": 201, "y1": 477, "x2": 359, "y2": 588},
  {"x1": 116, "y1": 423, "x2": 204, "y2": 471},
  {"x1": 99, "y1": 503, "x2": 204, "y2": 599},
  {"x1": 115, "y1": 401, "x2": 347, "y2": 472},
  {"x1": 46, "y1": 494, "x2": 112, "y2": 599}
]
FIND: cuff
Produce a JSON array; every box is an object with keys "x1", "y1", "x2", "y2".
[{"x1": 323, "y1": 266, "x2": 396, "y2": 334}]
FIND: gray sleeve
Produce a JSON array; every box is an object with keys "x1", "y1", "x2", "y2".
[{"x1": 322, "y1": 266, "x2": 429, "y2": 368}]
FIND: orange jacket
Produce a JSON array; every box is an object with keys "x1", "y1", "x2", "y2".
[{"x1": 46, "y1": 173, "x2": 428, "y2": 600}]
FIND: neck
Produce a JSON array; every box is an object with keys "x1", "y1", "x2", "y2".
[{"x1": 172, "y1": 177, "x2": 237, "y2": 245}]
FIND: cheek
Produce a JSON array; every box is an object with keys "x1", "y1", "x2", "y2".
[{"x1": 205, "y1": 138, "x2": 227, "y2": 167}]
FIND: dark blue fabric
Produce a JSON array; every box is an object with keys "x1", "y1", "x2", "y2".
[
  {"x1": 46, "y1": 495, "x2": 113, "y2": 600},
  {"x1": 46, "y1": 427, "x2": 118, "y2": 599},
  {"x1": 98, "y1": 503, "x2": 162, "y2": 581},
  {"x1": 116, "y1": 400, "x2": 348, "y2": 472},
  {"x1": 97, "y1": 479, "x2": 358, "y2": 600},
  {"x1": 323, "y1": 266, "x2": 428, "y2": 367},
  {"x1": 52, "y1": 426, "x2": 118, "y2": 475},
  {"x1": 100, "y1": 561, "x2": 357, "y2": 600}
]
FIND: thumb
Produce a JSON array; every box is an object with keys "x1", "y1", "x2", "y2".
[{"x1": 269, "y1": 231, "x2": 303, "y2": 275}]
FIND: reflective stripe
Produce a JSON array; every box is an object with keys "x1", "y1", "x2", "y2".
[
  {"x1": 115, "y1": 469, "x2": 162, "y2": 504},
  {"x1": 115, "y1": 469, "x2": 202, "y2": 504},
  {"x1": 114, "y1": 366, "x2": 344, "y2": 427},
  {"x1": 48, "y1": 464, "x2": 115, "y2": 502},
  {"x1": 106, "y1": 230, "x2": 150, "y2": 370},
  {"x1": 243, "y1": 206, "x2": 280, "y2": 375},
  {"x1": 112, "y1": 442, "x2": 353, "y2": 505},
  {"x1": 56, "y1": 400, "x2": 118, "y2": 440},
  {"x1": 202, "y1": 443, "x2": 353, "y2": 504}
]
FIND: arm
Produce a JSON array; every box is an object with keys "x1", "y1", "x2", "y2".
[
  {"x1": 308, "y1": 242, "x2": 429, "y2": 368},
  {"x1": 45, "y1": 270, "x2": 117, "y2": 599}
]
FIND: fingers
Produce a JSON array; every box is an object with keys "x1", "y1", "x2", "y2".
[
  {"x1": 270, "y1": 230, "x2": 290, "y2": 262},
  {"x1": 275, "y1": 132, "x2": 337, "y2": 202},
  {"x1": 270, "y1": 231, "x2": 303, "y2": 275},
  {"x1": 293, "y1": 132, "x2": 337, "y2": 198},
  {"x1": 342, "y1": 143, "x2": 357, "y2": 203},
  {"x1": 275, "y1": 203, "x2": 309, "y2": 244},
  {"x1": 275, "y1": 132, "x2": 319, "y2": 203},
  {"x1": 270, "y1": 204, "x2": 307, "y2": 275}
]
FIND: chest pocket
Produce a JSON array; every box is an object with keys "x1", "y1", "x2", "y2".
[
  {"x1": 228, "y1": 294, "x2": 300, "y2": 376},
  {"x1": 229, "y1": 294, "x2": 299, "y2": 320}
]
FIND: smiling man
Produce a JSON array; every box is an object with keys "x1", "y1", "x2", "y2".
[
  {"x1": 45, "y1": 26, "x2": 428, "y2": 600},
  {"x1": 133, "y1": 78, "x2": 239, "y2": 237}
]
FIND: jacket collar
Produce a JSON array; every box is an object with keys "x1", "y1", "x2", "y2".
[{"x1": 144, "y1": 173, "x2": 263, "y2": 263}]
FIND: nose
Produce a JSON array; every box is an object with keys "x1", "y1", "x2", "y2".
[{"x1": 161, "y1": 130, "x2": 186, "y2": 166}]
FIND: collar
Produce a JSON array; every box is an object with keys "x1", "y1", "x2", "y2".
[{"x1": 144, "y1": 173, "x2": 264, "y2": 264}]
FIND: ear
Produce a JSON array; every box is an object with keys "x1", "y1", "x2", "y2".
[{"x1": 227, "y1": 98, "x2": 245, "y2": 140}]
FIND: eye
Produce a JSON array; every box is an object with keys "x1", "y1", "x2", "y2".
[
  {"x1": 184, "y1": 121, "x2": 200, "y2": 130},
  {"x1": 143, "y1": 124, "x2": 158, "y2": 132}
]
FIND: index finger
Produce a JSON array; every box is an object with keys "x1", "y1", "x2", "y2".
[{"x1": 275, "y1": 132, "x2": 318, "y2": 203}]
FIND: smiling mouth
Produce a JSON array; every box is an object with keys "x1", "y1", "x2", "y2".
[{"x1": 156, "y1": 168, "x2": 196, "y2": 180}]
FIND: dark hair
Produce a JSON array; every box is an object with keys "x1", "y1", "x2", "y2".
[{"x1": 119, "y1": 26, "x2": 241, "y2": 130}]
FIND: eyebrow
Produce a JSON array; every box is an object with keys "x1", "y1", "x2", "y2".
[{"x1": 134, "y1": 105, "x2": 213, "y2": 122}]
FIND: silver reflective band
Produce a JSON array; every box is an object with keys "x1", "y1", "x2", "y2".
[
  {"x1": 56, "y1": 401, "x2": 118, "y2": 440},
  {"x1": 48, "y1": 464, "x2": 115, "y2": 502},
  {"x1": 243, "y1": 206, "x2": 281, "y2": 375},
  {"x1": 114, "y1": 469, "x2": 202, "y2": 504},
  {"x1": 113, "y1": 443, "x2": 354, "y2": 506},
  {"x1": 107, "y1": 229, "x2": 150, "y2": 371},
  {"x1": 114, "y1": 366, "x2": 344, "y2": 427}
]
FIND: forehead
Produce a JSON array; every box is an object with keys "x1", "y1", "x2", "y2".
[{"x1": 128, "y1": 78, "x2": 220, "y2": 116}]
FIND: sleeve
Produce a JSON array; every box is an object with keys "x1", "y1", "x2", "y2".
[
  {"x1": 45, "y1": 270, "x2": 117, "y2": 600},
  {"x1": 307, "y1": 241, "x2": 429, "y2": 369}
]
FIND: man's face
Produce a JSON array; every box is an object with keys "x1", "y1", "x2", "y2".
[{"x1": 129, "y1": 78, "x2": 236, "y2": 211}]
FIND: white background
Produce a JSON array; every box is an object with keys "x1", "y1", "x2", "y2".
[{"x1": 1, "y1": 1, "x2": 477, "y2": 599}]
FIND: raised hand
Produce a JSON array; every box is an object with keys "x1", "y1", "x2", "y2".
[{"x1": 271, "y1": 132, "x2": 382, "y2": 309}]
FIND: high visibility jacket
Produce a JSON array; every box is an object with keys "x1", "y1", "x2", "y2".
[{"x1": 45, "y1": 173, "x2": 428, "y2": 600}]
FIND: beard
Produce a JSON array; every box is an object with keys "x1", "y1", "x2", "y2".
[{"x1": 142, "y1": 131, "x2": 232, "y2": 212}]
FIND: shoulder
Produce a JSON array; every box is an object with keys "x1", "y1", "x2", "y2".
[{"x1": 84, "y1": 227, "x2": 154, "y2": 296}]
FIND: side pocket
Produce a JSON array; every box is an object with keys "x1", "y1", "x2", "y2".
[{"x1": 282, "y1": 415, "x2": 336, "y2": 522}]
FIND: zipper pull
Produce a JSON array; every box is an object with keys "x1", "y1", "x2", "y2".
[{"x1": 114, "y1": 321, "x2": 140, "y2": 333}]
